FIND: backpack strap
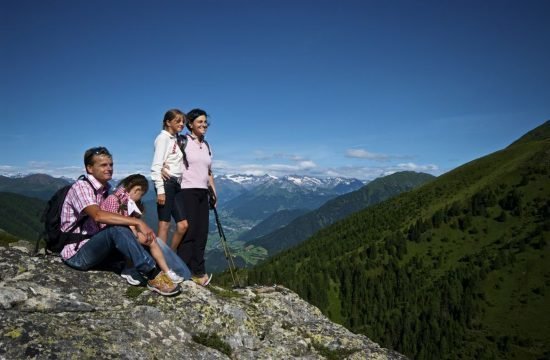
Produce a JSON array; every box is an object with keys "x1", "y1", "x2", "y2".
[
  {"x1": 177, "y1": 134, "x2": 189, "y2": 168},
  {"x1": 178, "y1": 134, "x2": 211, "y2": 169},
  {"x1": 53, "y1": 175, "x2": 95, "y2": 235},
  {"x1": 71, "y1": 175, "x2": 106, "y2": 251}
]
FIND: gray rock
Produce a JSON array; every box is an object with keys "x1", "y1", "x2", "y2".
[{"x1": 0, "y1": 243, "x2": 407, "y2": 359}]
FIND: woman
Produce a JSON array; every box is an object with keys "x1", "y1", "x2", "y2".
[
  {"x1": 151, "y1": 109, "x2": 189, "y2": 250},
  {"x1": 175, "y1": 108, "x2": 217, "y2": 286}
]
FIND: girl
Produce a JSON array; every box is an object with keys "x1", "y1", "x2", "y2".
[
  {"x1": 100, "y1": 174, "x2": 190, "y2": 284},
  {"x1": 175, "y1": 108, "x2": 217, "y2": 286},
  {"x1": 151, "y1": 109, "x2": 189, "y2": 250}
]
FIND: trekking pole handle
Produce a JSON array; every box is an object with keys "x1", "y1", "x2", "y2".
[{"x1": 207, "y1": 185, "x2": 217, "y2": 210}]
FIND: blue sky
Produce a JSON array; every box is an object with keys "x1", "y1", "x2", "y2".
[{"x1": 1, "y1": 0, "x2": 549, "y2": 181}]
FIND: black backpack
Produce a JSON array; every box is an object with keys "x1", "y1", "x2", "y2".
[
  {"x1": 35, "y1": 175, "x2": 97, "y2": 255},
  {"x1": 177, "y1": 133, "x2": 211, "y2": 169}
]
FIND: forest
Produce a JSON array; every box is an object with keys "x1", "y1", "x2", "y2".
[{"x1": 246, "y1": 122, "x2": 550, "y2": 359}]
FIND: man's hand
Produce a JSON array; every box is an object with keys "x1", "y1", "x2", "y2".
[
  {"x1": 135, "y1": 220, "x2": 155, "y2": 245},
  {"x1": 136, "y1": 232, "x2": 153, "y2": 246}
]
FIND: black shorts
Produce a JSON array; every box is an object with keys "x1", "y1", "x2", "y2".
[{"x1": 156, "y1": 177, "x2": 186, "y2": 222}]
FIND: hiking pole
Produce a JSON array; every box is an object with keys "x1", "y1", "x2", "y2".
[{"x1": 209, "y1": 187, "x2": 241, "y2": 288}]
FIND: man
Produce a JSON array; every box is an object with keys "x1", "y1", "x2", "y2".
[{"x1": 60, "y1": 146, "x2": 179, "y2": 296}]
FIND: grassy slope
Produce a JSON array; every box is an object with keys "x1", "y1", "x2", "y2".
[
  {"x1": 0, "y1": 192, "x2": 45, "y2": 241},
  {"x1": 248, "y1": 122, "x2": 550, "y2": 359}
]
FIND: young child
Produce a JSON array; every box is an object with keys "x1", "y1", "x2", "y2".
[{"x1": 100, "y1": 174, "x2": 188, "y2": 285}]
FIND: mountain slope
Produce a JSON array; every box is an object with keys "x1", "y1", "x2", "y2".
[
  {"x1": 237, "y1": 208, "x2": 309, "y2": 242},
  {"x1": 0, "y1": 174, "x2": 70, "y2": 200},
  {"x1": 248, "y1": 121, "x2": 550, "y2": 359},
  {"x1": 0, "y1": 192, "x2": 45, "y2": 241},
  {"x1": 246, "y1": 171, "x2": 435, "y2": 256}
]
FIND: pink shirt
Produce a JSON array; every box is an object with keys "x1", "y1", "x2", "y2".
[
  {"x1": 180, "y1": 135, "x2": 212, "y2": 189},
  {"x1": 60, "y1": 175, "x2": 110, "y2": 260},
  {"x1": 99, "y1": 187, "x2": 130, "y2": 229}
]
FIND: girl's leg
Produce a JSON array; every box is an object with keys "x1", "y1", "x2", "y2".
[
  {"x1": 170, "y1": 186, "x2": 187, "y2": 251},
  {"x1": 156, "y1": 177, "x2": 179, "y2": 244},
  {"x1": 170, "y1": 219, "x2": 188, "y2": 251},
  {"x1": 157, "y1": 221, "x2": 170, "y2": 243},
  {"x1": 148, "y1": 239, "x2": 170, "y2": 273}
]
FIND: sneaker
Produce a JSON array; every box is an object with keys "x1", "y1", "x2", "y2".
[
  {"x1": 147, "y1": 272, "x2": 180, "y2": 296},
  {"x1": 121, "y1": 268, "x2": 144, "y2": 286},
  {"x1": 192, "y1": 273, "x2": 213, "y2": 287},
  {"x1": 166, "y1": 269, "x2": 184, "y2": 284}
]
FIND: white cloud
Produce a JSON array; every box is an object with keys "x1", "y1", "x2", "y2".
[
  {"x1": 28, "y1": 161, "x2": 51, "y2": 168},
  {"x1": 346, "y1": 149, "x2": 390, "y2": 161},
  {"x1": 298, "y1": 160, "x2": 316, "y2": 169},
  {"x1": 395, "y1": 162, "x2": 439, "y2": 172},
  {"x1": 0, "y1": 165, "x2": 16, "y2": 171}
]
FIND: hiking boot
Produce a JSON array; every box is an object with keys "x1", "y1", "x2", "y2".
[
  {"x1": 121, "y1": 267, "x2": 145, "y2": 286},
  {"x1": 147, "y1": 272, "x2": 180, "y2": 296},
  {"x1": 166, "y1": 269, "x2": 184, "y2": 284},
  {"x1": 192, "y1": 273, "x2": 212, "y2": 287}
]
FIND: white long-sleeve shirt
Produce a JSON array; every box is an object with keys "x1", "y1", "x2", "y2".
[{"x1": 151, "y1": 130, "x2": 184, "y2": 195}]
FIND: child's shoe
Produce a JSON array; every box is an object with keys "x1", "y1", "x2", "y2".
[
  {"x1": 147, "y1": 272, "x2": 180, "y2": 296},
  {"x1": 166, "y1": 269, "x2": 184, "y2": 284}
]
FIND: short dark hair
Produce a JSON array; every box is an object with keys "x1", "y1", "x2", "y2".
[
  {"x1": 186, "y1": 108, "x2": 208, "y2": 131},
  {"x1": 163, "y1": 109, "x2": 185, "y2": 130},
  {"x1": 84, "y1": 146, "x2": 112, "y2": 167}
]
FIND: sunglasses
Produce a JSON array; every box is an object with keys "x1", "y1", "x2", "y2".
[{"x1": 85, "y1": 146, "x2": 112, "y2": 164}]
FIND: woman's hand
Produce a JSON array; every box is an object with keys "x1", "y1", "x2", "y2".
[{"x1": 157, "y1": 194, "x2": 166, "y2": 206}]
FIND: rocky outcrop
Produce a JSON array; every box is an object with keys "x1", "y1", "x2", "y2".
[{"x1": 0, "y1": 242, "x2": 406, "y2": 359}]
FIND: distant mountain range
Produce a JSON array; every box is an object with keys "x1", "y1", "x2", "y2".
[
  {"x1": 215, "y1": 174, "x2": 365, "y2": 218},
  {"x1": 246, "y1": 171, "x2": 435, "y2": 256},
  {"x1": 0, "y1": 174, "x2": 70, "y2": 200},
  {"x1": 0, "y1": 172, "x2": 365, "y2": 243}
]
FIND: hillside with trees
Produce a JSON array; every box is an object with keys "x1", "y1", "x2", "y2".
[
  {"x1": 0, "y1": 174, "x2": 69, "y2": 200},
  {"x1": 248, "y1": 121, "x2": 550, "y2": 359},
  {"x1": 0, "y1": 192, "x2": 45, "y2": 242}
]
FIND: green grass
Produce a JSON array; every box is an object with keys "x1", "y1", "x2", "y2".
[
  {"x1": 192, "y1": 332, "x2": 232, "y2": 356},
  {"x1": 235, "y1": 244, "x2": 268, "y2": 265},
  {"x1": 311, "y1": 342, "x2": 359, "y2": 360},
  {"x1": 125, "y1": 286, "x2": 147, "y2": 299},
  {"x1": 208, "y1": 286, "x2": 243, "y2": 299},
  {"x1": 0, "y1": 230, "x2": 20, "y2": 247}
]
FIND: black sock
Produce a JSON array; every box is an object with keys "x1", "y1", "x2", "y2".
[{"x1": 146, "y1": 267, "x2": 161, "y2": 280}]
